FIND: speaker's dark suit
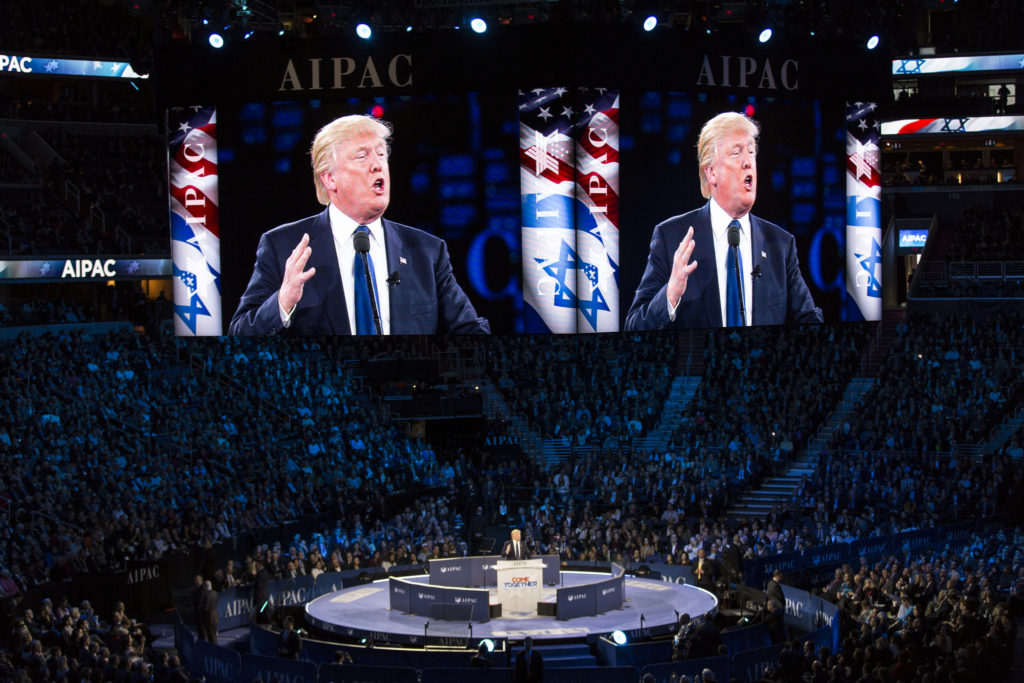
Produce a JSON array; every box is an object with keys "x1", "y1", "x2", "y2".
[
  {"x1": 624, "y1": 203, "x2": 822, "y2": 330},
  {"x1": 230, "y1": 209, "x2": 490, "y2": 335}
]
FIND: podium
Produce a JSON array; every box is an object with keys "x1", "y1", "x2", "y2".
[{"x1": 495, "y1": 559, "x2": 544, "y2": 615}]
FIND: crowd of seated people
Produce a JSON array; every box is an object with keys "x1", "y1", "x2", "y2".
[
  {"x1": 881, "y1": 155, "x2": 1017, "y2": 188},
  {"x1": 1, "y1": 595, "x2": 184, "y2": 682},
  {"x1": 42, "y1": 128, "x2": 168, "y2": 255},
  {"x1": 1, "y1": 319, "x2": 1022, "y2": 680},
  {"x1": 831, "y1": 310, "x2": 1024, "y2": 455},
  {"x1": 0, "y1": 332, "x2": 465, "y2": 597},
  {"x1": 667, "y1": 324, "x2": 869, "y2": 489},
  {"x1": 0, "y1": 0, "x2": 151, "y2": 59},
  {"x1": 781, "y1": 531, "x2": 1024, "y2": 683},
  {"x1": 488, "y1": 333, "x2": 677, "y2": 445},
  {"x1": 6, "y1": 79, "x2": 156, "y2": 125},
  {"x1": 946, "y1": 204, "x2": 1024, "y2": 263}
]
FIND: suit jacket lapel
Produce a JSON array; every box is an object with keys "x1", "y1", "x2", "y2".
[
  {"x1": 306, "y1": 208, "x2": 351, "y2": 334},
  {"x1": 694, "y1": 204, "x2": 721, "y2": 328},
  {"x1": 750, "y1": 217, "x2": 767, "y2": 327},
  {"x1": 382, "y1": 219, "x2": 404, "y2": 329}
]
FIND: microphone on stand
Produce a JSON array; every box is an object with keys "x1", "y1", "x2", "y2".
[
  {"x1": 727, "y1": 222, "x2": 746, "y2": 327},
  {"x1": 353, "y1": 230, "x2": 383, "y2": 335}
]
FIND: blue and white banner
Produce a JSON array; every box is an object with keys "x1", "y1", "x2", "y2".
[
  {"x1": 191, "y1": 639, "x2": 241, "y2": 683},
  {"x1": 169, "y1": 105, "x2": 222, "y2": 335},
  {"x1": 845, "y1": 101, "x2": 882, "y2": 322},
  {"x1": 893, "y1": 54, "x2": 1024, "y2": 75},
  {"x1": 0, "y1": 54, "x2": 148, "y2": 78},
  {"x1": 882, "y1": 115, "x2": 1024, "y2": 135},
  {"x1": 241, "y1": 653, "x2": 317, "y2": 683},
  {"x1": 519, "y1": 87, "x2": 620, "y2": 333},
  {"x1": 0, "y1": 257, "x2": 170, "y2": 281}
]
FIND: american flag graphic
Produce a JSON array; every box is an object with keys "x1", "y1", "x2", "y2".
[
  {"x1": 520, "y1": 87, "x2": 620, "y2": 333},
  {"x1": 168, "y1": 105, "x2": 222, "y2": 335},
  {"x1": 844, "y1": 101, "x2": 881, "y2": 322}
]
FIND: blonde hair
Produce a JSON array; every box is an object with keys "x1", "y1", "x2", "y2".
[
  {"x1": 696, "y1": 112, "x2": 760, "y2": 199},
  {"x1": 310, "y1": 115, "x2": 392, "y2": 205}
]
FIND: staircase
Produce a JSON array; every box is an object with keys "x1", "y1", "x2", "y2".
[
  {"x1": 479, "y1": 378, "x2": 543, "y2": 457},
  {"x1": 725, "y1": 451, "x2": 817, "y2": 520},
  {"x1": 726, "y1": 376, "x2": 875, "y2": 519},
  {"x1": 985, "y1": 405, "x2": 1024, "y2": 455},
  {"x1": 534, "y1": 643, "x2": 597, "y2": 669},
  {"x1": 804, "y1": 377, "x2": 876, "y2": 455},
  {"x1": 859, "y1": 309, "x2": 905, "y2": 377},
  {"x1": 634, "y1": 375, "x2": 702, "y2": 453}
]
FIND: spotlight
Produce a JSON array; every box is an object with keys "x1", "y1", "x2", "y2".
[
  {"x1": 356, "y1": 23, "x2": 372, "y2": 40},
  {"x1": 478, "y1": 638, "x2": 495, "y2": 652},
  {"x1": 243, "y1": 29, "x2": 254, "y2": 40},
  {"x1": 470, "y1": 17, "x2": 487, "y2": 33},
  {"x1": 866, "y1": 34, "x2": 880, "y2": 50},
  {"x1": 759, "y1": 27, "x2": 772, "y2": 43},
  {"x1": 208, "y1": 33, "x2": 224, "y2": 48},
  {"x1": 611, "y1": 630, "x2": 628, "y2": 645},
  {"x1": 643, "y1": 15, "x2": 657, "y2": 32}
]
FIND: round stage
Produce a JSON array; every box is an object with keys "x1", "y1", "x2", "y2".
[{"x1": 305, "y1": 571, "x2": 718, "y2": 645}]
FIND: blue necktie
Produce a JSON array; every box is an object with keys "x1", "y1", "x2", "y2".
[
  {"x1": 353, "y1": 225, "x2": 379, "y2": 335},
  {"x1": 726, "y1": 220, "x2": 744, "y2": 327}
]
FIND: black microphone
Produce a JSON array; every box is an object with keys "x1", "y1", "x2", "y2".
[
  {"x1": 751, "y1": 264, "x2": 762, "y2": 279},
  {"x1": 727, "y1": 222, "x2": 746, "y2": 327},
  {"x1": 386, "y1": 271, "x2": 401, "y2": 288},
  {"x1": 353, "y1": 230, "x2": 383, "y2": 335}
]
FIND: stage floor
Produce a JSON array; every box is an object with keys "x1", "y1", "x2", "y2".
[{"x1": 305, "y1": 571, "x2": 717, "y2": 644}]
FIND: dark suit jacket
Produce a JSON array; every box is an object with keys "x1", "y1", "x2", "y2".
[
  {"x1": 513, "y1": 648, "x2": 543, "y2": 683},
  {"x1": 502, "y1": 540, "x2": 531, "y2": 561},
  {"x1": 229, "y1": 209, "x2": 490, "y2": 335},
  {"x1": 624, "y1": 203, "x2": 822, "y2": 330}
]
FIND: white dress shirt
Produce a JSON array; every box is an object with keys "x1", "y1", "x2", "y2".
[
  {"x1": 330, "y1": 204, "x2": 391, "y2": 335},
  {"x1": 709, "y1": 198, "x2": 752, "y2": 327}
]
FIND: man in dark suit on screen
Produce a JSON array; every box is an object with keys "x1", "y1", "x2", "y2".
[
  {"x1": 230, "y1": 114, "x2": 490, "y2": 336},
  {"x1": 625, "y1": 111, "x2": 822, "y2": 331}
]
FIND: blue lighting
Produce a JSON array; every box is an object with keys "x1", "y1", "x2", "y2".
[
  {"x1": 867, "y1": 35, "x2": 880, "y2": 50},
  {"x1": 759, "y1": 28, "x2": 773, "y2": 43},
  {"x1": 356, "y1": 23, "x2": 372, "y2": 40},
  {"x1": 470, "y1": 18, "x2": 487, "y2": 33},
  {"x1": 208, "y1": 33, "x2": 224, "y2": 48},
  {"x1": 611, "y1": 630, "x2": 627, "y2": 645},
  {"x1": 643, "y1": 16, "x2": 657, "y2": 32}
]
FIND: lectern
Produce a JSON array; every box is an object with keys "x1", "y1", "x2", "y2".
[{"x1": 495, "y1": 559, "x2": 544, "y2": 614}]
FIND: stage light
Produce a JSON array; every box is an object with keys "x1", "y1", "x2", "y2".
[
  {"x1": 405, "y1": 25, "x2": 413, "y2": 32},
  {"x1": 611, "y1": 630, "x2": 628, "y2": 645},
  {"x1": 470, "y1": 17, "x2": 487, "y2": 33},
  {"x1": 866, "y1": 34, "x2": 880, "y2": 50},
  {"x1": 208, "y1": 33, "x2": 224, "y2": 48},
  {"x1": 243, "y1": 29, "x2": 254, "y2": 40},
  {"x1": 356, "y1": 23, "x2": 372, "y2": 40},
  {"x1": 759, "y1": 27, "x2": 773, "y2": 43},
  {"x1": 643, "y1": 15, "x2": 657, "y2": 32},
  {"x1": 478, "y1": 638, "x2": 495, "y2": 652}
]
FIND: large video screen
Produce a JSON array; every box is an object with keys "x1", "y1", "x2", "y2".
[{"x1": 162, "y1": 25, "x2": 887, "y2": 336}]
